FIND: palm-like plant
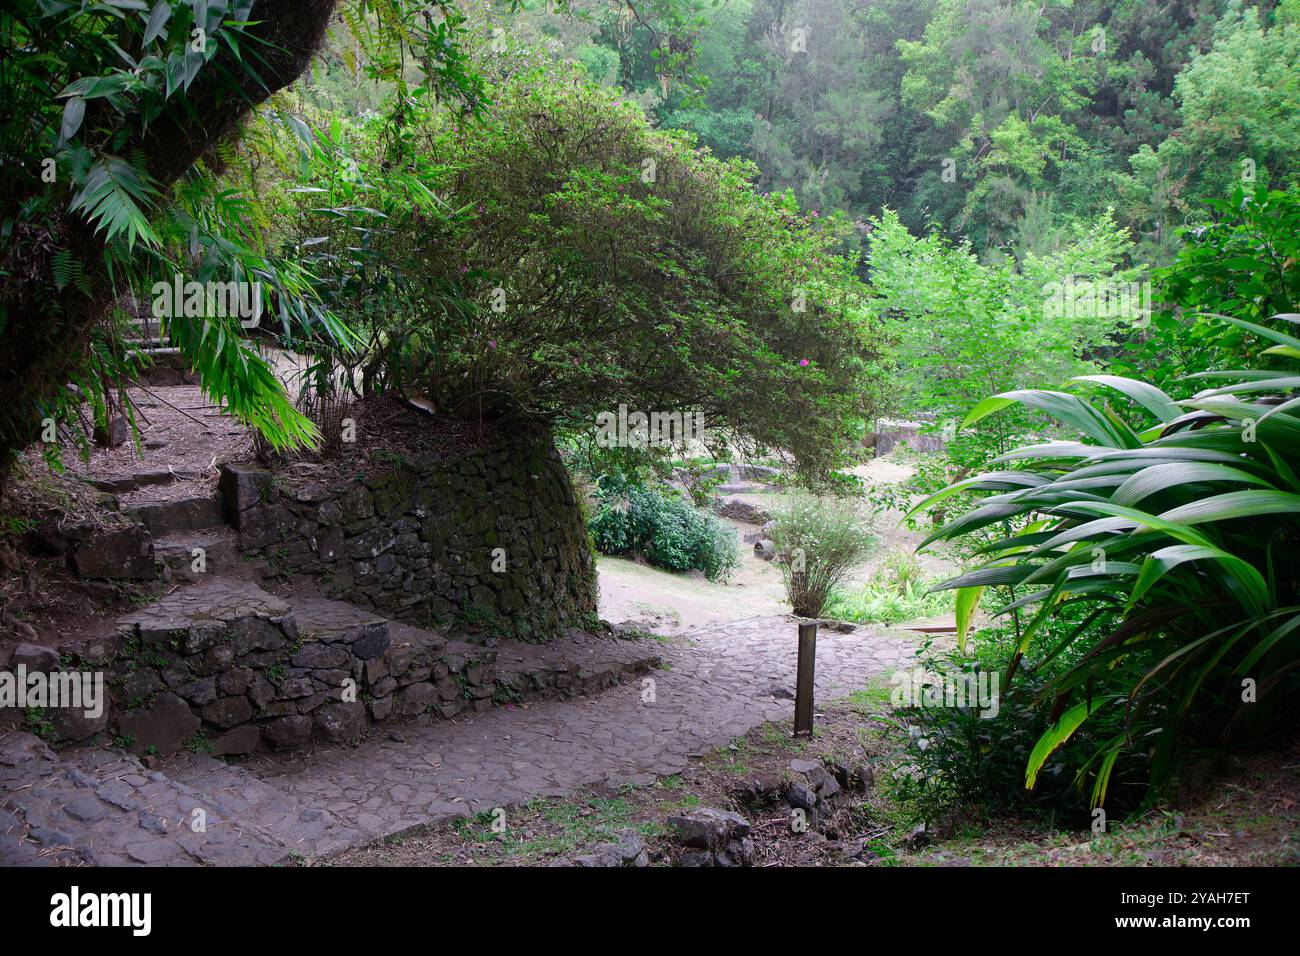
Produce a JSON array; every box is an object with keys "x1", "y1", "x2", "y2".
[{"x1": 913, "y1": 315, "x2": 1300, "y2": 805}]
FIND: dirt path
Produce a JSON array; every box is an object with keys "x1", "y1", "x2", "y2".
[{"x1": 598, "y1": 459, "x2": 958, "y2": 634}]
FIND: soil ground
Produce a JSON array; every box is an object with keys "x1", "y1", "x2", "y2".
[{"x1": 597, "y1": 457, "x2": 960, "y2": 635}]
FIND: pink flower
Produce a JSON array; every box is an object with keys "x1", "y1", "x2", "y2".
[
  {"x1": 488, "y1": 339, "x2": 497, "y2": 350},
  {"x1": 811, "y1": 211, "x2": 819, "y2": 218},
  {"x1": 460, "y1": 265, "x2": 468, "y2": 273},
  {"x1": 799, "y1": 358, "x2": 810, "y2": 367}
]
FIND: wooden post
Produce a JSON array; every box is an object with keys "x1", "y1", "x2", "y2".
[{"x1": 793, "y1": 620, "x2": 817, "y2": 737}]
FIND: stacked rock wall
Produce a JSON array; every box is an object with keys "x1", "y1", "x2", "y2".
[
  {"x1": 0, "y1": 582, "x2": 497, "y2": 756},
  {"x1": 222, "y1": 425, "x2": 597, "y2": 641}
]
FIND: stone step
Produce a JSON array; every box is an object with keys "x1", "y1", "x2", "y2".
[
  {"x1": 85, "y1": 467, "x2": 195, "y2": 494},
  {"x1": 153, "y1": 527, "x2": 243, "y2": 583},
  {"x1": 128, "y1": 494, "x2": 225, "y2": 535},
  {"x1": 290, "y1": 591, "x2": 659, "y2": 711},
  {"x1": 0, "y1": 730, "x2": 350, "y2": 866},
  {"x1": 492, "y1": 631, "x2": 662, "y2": 705},
  {"x1": 46, "y1": 579, "x2": 659, "y2": 762}
]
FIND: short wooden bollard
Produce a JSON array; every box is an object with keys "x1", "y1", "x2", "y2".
[{"x1": 793, "y1": 620, "x2": 817, "y2": 737}]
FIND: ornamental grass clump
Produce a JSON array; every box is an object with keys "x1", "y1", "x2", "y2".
[{"x1": 770, "y1": 492, "x2": 876, "y2": 617}]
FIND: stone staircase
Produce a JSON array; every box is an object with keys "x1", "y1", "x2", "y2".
[
  {"x1": 2, "y1": 573, "x2": 662, "y2": 864},
  {"x1": 70, "y1": 466, "x2": 245, "y2": 584},
  {"x1": 7, "y1": 443, "x2": 666, "y2": 865},
  {"x1": 124, "y1": 485, "x2": 245, "y2": 584}
]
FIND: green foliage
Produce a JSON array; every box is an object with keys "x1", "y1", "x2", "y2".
[
  {"x1": 824, "y1": 551, "x2": 951, "y2": 626},
  {"x1": 917, "y1": 315, "x2": 1300, "y2": 804},
  {"x1": 0, "y1": 0, "x2": 490, "y2": 475},
  {"x1": 868, "y1": 207, "x2": 1144, "y2": 435},
  {"x1": 885, "y1": 624, "x2": 1140, "y2": 827},
  {"x1": 274, "y1": 60, "x2": 880, "y2": 477},
  {"x1": 769, "y1": 491, "x2": 875, "y2": 617},
  {"x1": 1118, "y1": 185, "x2": 1300, "y2": 397},
  {"x1": 589, "y1": 477, "x2": 739, "y2": 581},
  {"x1": 533, "y1": 0, "x2": 1300, "y2": 264}
]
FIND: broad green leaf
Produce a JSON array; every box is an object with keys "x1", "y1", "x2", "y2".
[
  {"x1": 1071, "y1": 374, "x2": 1180, "y2": 423},
  {"x1": 1026, "y1": 700, "x2": 1102, "y2": 790},
  {"x1": 954, "y1": 586, "x2": 982, "y2": 652}
]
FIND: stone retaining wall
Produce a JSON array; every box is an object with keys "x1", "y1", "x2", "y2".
[
  {"x1": 222, "y1": 425, "x2": 598, "y2": 641},
  {"x1": 0, "y1": 582, "x2": 496, "y2": 756}
]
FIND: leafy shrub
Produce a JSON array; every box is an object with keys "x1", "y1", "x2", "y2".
[
  {"x1": 769, "y1": 492, "x2": 875, "y2": 617},
  {"x1": 824, "y1": 551, "x2": 952, "y2": 625},
  {"x1": 916, "y1": 315, "x2": 1300, "y2": 805},
  {"x1": 884, "y1": 626, "x2": 1142, "y2": 829},
  {"x1": 589, "y1": 480, "x2": 738, "y2": 581},
  {"x1": 1118, "y1": 186, "x2": 1300, "y2": 397}
]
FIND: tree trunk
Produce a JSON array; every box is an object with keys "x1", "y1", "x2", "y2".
[{"x1": 0, "y1": 0, "x2": 338, "y2": 492}]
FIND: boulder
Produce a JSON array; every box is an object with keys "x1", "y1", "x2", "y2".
[
  {"x1": 570, "y1": 829, "x2": 649, "y2": 867},
  {"x1": 789, "y1": 758, "x2": 841, "y2": 802},
  {"x1": 291, "y1": 642, "x2": 350, "y2": 670},
  {"x1": 10, "y1": 642, "x2": 59, "y2": 671},
  {"x1": 715, "y1": 498, "x2": 772, "y2": 525},
  {"x1": 210, "y1": 725, "x2": 261, "y2": 756},
  {"x1": 314, "y1": 701, "x2": 366, "y2": 742},
  {"x1": 667, "y1": 807, "x2": 751, "y2": 850},
  {"x1": 50, "y1": 698, "x2": 110, "y2": 743},
  {"x1": 262, "y1": 714, "x2": 313, "y2": 750},
  {"x1": 398, "y1": 682, "x2": 437, "y2": 716},
  {"x1": 200, "y1": 696, "x2": 254, "y2": 729}
]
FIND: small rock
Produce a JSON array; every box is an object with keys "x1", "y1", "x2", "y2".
[
  {"x1": 789, "y1": 758, "x2": 841, "y2": 801},
  {"x1": 784, "y1": 781, "x2": 817, "y2": 811},
  {"x1": 314, "y1": 701, "x2": 366, "y2": 742},
  {"x1": 572, "y1": 829, "x2": 649, "y2": 867},
  {"x1": 667, "y1": 807, "x2": 750, "y2": 850},
  {"x1": 11, "y1": 642, "x2": 58, "y2": 671},
  {"x1": 906, "y1": 823, "x2": 929, "y2": 848},
  {"x1": 210, "y1": 725, "x2": 261, "y2": 756},
  {"x1": 261, "y1": 714, "x2": 313, "y2": 751},
  {"x1": 117, "y1": 692, "x2": 200, "y2": 755},
  {"x1": 714, "y1": 837, "x2": 755, "y2": 868},
  {"x1": 63, "y1": 795, "x2": 109, "y2": 823}
]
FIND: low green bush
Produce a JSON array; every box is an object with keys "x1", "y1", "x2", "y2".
[
  {"x1": 769, "y1": 492, "x2": 875, "y2": 617},
  {"x1": 916, "y1": 315, "x2": 1300, "y2": 805},
  {"x1": 824, "y1": 551, "x2": 952, "y2": 625},
  {"x1": 589, "y1": 479, "x2": 738, "y2": 581},
  {"x1": 883, "y1": 620, "x2": 1145, "y2": 830}
]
